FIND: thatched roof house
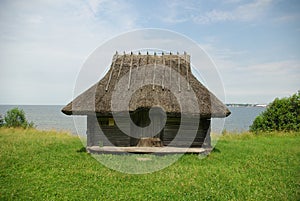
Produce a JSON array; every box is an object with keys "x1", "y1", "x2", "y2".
[{"x1": 62, "y1": 52, "x2": 230, "y2": 151}]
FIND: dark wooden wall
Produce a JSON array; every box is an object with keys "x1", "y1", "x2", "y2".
[
  {"x1": 87, "y1": 115, "x2": 101, "y2": 146},
  {"x1": 163, "y1": 117, "x2": 210, "y2": 147},
  {"x1": 87, "y1": 115, "x2": 130, "y2": 147},
  {"x1": 86, "y1": 113, "x2": 211, "y2": 148}
]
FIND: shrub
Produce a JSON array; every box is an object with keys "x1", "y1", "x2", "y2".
[
  {"x1": 0, "y1": 114, "x2": 3, "y2": 127},
  {"x1": 3, "y1": 107, "x2": 34, "y2": 128},
  {"x1": 250, "y1": 91, "x2": 300, "y2": 132}
]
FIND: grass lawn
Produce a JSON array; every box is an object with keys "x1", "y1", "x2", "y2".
[{"x1": 0, "y1": 128, "x2": 299, "y2": 200}]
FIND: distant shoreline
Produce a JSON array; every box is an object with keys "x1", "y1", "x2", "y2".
[{"x1": 226, "y1": 104, "x2": 267, "y2": 107}]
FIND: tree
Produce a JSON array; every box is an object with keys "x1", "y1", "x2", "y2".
[
  {"x1": 250, "y1": 91, "x2": 300, "y2": 132},
  {"x1": 3, "y1": 107, "x2": 34, "y2": 128}
]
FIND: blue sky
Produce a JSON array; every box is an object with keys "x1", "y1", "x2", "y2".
[{"x1": 0, "y1": 0, "x2": 299, "y2": 104}]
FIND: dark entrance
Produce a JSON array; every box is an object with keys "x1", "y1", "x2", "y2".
[{"x1": 130, "y1": 107, "x2": 166, "y2": 146}]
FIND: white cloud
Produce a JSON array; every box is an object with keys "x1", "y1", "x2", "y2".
[
  {"x1": 235, "y1": 0, "x2": 272, "y2": 20},
  {"x1": 241, "y1": 60, "x2": 300, "y2": 75},
  {"x1": 25, "y1": 15, "x2": 44, "y2": 24},
  {"x1": 83, "y1": 0, "x2": 138, "y2": 29},
  {"x1": 161, "y1": 0, "x2": 199, "y2": 24},
  {"x1": 163, "y1": 0, "x2": 273, "y2": 24},
  {"x1": 214, "y1": 57, "x2": 300, "y2": 103},
  {"x1": 197, "y1": 38, "x2": 300, "y2": 103},
  {"x1": 274, "y1": 13, "x2": 300, "y2": 23},
  {"x1": 0, "y1": 0, "x2": 139, "y2": 104},
  {"x1": 193, "y1": 10, "x2": 234, "y2": 24}
]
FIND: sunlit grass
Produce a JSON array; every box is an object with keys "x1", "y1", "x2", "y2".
[{"x1": 0, "y1": 128, "x2": 299, "y2": 200}]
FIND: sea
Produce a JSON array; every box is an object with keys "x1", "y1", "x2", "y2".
[{"x1": 0, "y1": 105, "x2": 265, "y2": 135}]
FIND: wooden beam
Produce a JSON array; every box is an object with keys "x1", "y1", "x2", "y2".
[
  {"x1": 105, "y1": 54, "x2": 118, "y2": 92},
  {"x1": 184, "y1": 52, "x2": 190, "y2": 91},
  {"x1": 87, "y1": 146, "x2": 209, "y2": 154},
  {"x1": 162, "y1": 52, "x2": 165, "y2": 90},
  {"x1": 117, "y1": 52, "x2": 125, "y2": 80},
  {"x1": 128, "y1": 52, "x2": 133, "y2": 90},
  {"x1": 177, "y1": 52, "x2": 181, "y2": 92},
  {"x1": 152, "y1": 52, "x2": 156, "y2": 90}
]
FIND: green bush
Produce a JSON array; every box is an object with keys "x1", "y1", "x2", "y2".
[
  {"x1": 250, "y1": 91, "x2": 300, "y2": 132},
  {"x1": 3, "y1": 107, "x2": 34, "y2": 128},
  {"x1": 0, "y1": 114, "x2": 3, "y2": 127}
]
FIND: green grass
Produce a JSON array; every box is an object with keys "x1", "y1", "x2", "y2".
[{"x1": 0, "y1": 128, "x2": 299, "y2": 200}]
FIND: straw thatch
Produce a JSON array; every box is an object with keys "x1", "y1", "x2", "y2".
[{"x1": 62, "y1": 52, "x2": 230, "y2": 118}]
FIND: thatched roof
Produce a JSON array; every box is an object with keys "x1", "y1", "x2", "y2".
[{"x1": 62, "y1": 52, "x2": 230, "y2": 118}]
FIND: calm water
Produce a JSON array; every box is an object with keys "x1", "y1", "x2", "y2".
[
  {"x1": 0, "y1": 105, "x2": 265, "y2": 134},
  {"x1": 224, "y1": 107, "x2": 265, "y2": 132}
]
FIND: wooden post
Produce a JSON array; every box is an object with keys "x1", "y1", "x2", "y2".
[
  {"x1": 169, "y1": 53, "x2": 172, "y2": 88},
  {"x1": 162, "y1": 52, "x2": 165, "y2": 90},
  {"x1": 105, "y1": 54, "x2": 118, "y2": 91},
  {"x1": 153, "y1": 52, "x2": 156, "y2": 90},
  {"x1": 128, "y1": 52, "x2": 133, "y2": 90},
  {"x1": 117, "y1": 52, "x2": 125, "y2": 80},
  {"x1": 177, "y1": 52, "x2": 181, "y2": 92}
]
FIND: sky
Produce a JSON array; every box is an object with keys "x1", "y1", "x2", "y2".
[{"x1": 0, "y1": 0, "x2": 299, "y2": 105}]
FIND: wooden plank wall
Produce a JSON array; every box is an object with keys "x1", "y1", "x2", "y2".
[
  {"x1": 87, "y1": 115, "x2": 130, "y2": 147},
  {"x1": 99, "y1": 117, "x2": 130, "y2": 147},
  {"x1": 87, "y1": 115, "x2": 101, "y2": 146},
  {"x1": 163, "y1": 117, "x2": 210, "y2": 147},
  {"x1": 87, "y1": 114, "x2": 211, "y2": 148}
]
